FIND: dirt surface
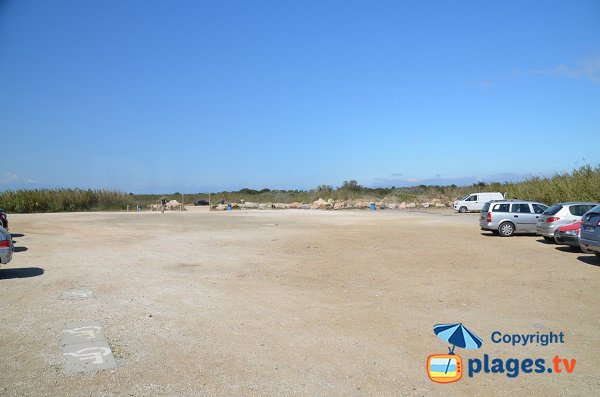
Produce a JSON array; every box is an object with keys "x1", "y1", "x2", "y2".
[{"x1": 1, "y1": 209, "x2": 598, "y2": 396}]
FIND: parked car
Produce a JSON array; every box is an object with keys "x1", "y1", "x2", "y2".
[
  {"x1": 579, "y1": 205, "x2": 600, "y2": 257},
  {"x1": 194, "y1": 200, "x2": 209, "y2": 206},
  {"x1": 0, "y1": 208, "x2": 7, "y2": 230},
  {"x1": 536, "y1": 202, "x2": 597, "y2": 242},
  {"x1": 0, "y1": 225, "x2": 13, "y2": 265},
  {"x1": 454, "y1": 192, "x2": 505, "y2": 213},
  {"x1": 554, "y1": 221, "x2": 582, "y2": 249},
  {"x1": 480, "y1": 200, "x2": 548, "y2": 237}
]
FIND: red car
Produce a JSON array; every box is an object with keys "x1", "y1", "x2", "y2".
[{"x1": 554, "y1": 221, "x2": 581, "y2": 249}]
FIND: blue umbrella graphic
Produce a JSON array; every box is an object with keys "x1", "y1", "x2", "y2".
[{"x1": 433, "y1": 323, "x2": 483, "y2": 374}]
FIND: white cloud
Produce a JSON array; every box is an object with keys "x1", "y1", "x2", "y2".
[{"x1": 532, "y1": 54, "x2": 600, "y2": 84}]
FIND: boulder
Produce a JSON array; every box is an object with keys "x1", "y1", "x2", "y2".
[
  {"x1": 311, "y1": 198, "x2": 328, "y2": 209},
  {"x1": 215, "y1": 204, "x2": 227, "y2": 211},
  {"x1": 406, "y1": 202, "x2": 416, "y2": 208},
  {"x1": 355, "y1": 201, "x2": 370, "y2": 209},
  {"x1": 274, "y1": 203, "x2": 290, "y2": 209},
  {"x1": 431, "y1": 198, "x2": 441, "y2": 204},
  {"x1": 243, "y1": 202, "x2": 259, "y2": 209},
  {"x1": 300, "y1": 204, "x2": 311, "y2": 209},
  {"x1": 398, "y1": 202, "x2": 407, "y2": 209},
  {"x1": 421, "y1": 202, "x2": 431, "y2": 208},
  {"x1": 333, "y1": 202, "x2": 347, "y2": 210},
  {"x1": 386, "y1": 203, "x2": 398, "y2": 209},
  {"x1": 435, "y1": 203, "x2": 446, "y2": 208},
  {"x1": 289, "y1": 202, "x2": 302, "y2": 209}
]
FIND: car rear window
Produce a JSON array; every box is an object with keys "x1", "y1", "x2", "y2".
[
  {"x1": 532, "y1": 204, "x2": 548, "y2": 214},
  {"x1": 544, "y1": 204, "x2": 563, "y2": 215},
  {"x1": 492, "y1": 203, "x2": 510, "y2": 212},
  {"x1": 569, "y1": 204, "x2": 595, "y2": 216},
  {"x1": 482, "y1": 202, "x2": 491, "y2": 212}
]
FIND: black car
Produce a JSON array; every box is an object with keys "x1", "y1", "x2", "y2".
[
  {"x1": 0, "y1": 208, "x2": 7, "y2": 230},
  {"x1": 194, "y1": 200, "x2": 209, "y2": 206}
]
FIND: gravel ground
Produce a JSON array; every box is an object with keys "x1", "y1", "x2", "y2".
[{"x1": 0, "y1": 209, "x2": 598, "y2": 396}]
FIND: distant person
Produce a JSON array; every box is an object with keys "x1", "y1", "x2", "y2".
[{"x1": 161, "y1": 198, "x2": 167, "y2": 213}]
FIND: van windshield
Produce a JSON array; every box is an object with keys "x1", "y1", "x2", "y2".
[{"x1": 460, "y1": 195, "x2": 470, "y2": 201}]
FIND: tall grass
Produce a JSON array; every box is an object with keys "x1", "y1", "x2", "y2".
[{"x1": 1, "y1": 165, "x2": 598, "y2": 213}]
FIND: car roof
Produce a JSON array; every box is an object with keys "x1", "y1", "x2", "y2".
[
  {"x1": 553, "y1": 202, "x2": 599, "y2": 205},
  {"x1": 487, "y1": 199, "x2": 543, "y2": 203}
]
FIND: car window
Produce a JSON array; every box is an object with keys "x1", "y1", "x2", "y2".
[
  {"x1": 569, "y1": 204, "x2": 594, "y2": 216},
  {"x1": 543, "y1": 204, "x2": 562, "y2": 215},
  {"x1": 482, "y1": 202, "x2": 491, "y2": 212},
  {"x1": 492, "y1": 203, "x2": 510, "y2": 212},
  {"x1": 511, "y1": 203, "x2": 531, "y2": 213},
  {"x1": 532, "y1": 204, "x2": 548, "y2": 214}
]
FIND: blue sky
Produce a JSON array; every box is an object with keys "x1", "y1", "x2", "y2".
[{"x1": 1, "y1": 0, "x2": 599, "y2": 193}]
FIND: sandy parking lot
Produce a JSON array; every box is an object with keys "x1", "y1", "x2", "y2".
[{"x1": 1, "y1": 209, "x2": 598, "y2": 396}]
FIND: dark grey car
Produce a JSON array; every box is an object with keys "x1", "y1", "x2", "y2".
[{"x1": 579, "y1": 205, "x2": 600, "y2": 257}]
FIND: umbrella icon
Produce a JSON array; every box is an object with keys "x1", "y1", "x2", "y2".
[
  {"x1": 433, "y1": 323, "x2": 483, "y2": 374},
  {"x1": 434, "y1": 323, "x2": 483, "y2": 353}
]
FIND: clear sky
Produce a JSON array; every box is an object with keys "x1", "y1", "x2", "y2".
[{"x1": 1, "y1": 0, "x2": 599, "y2": 193}]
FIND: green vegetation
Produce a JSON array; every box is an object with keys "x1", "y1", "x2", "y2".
[{"x1": 1, "y1": 165, "x2": 599, "y2": 213}]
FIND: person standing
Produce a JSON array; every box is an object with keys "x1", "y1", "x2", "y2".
[{"x1": 161, "y1": 198, "x2": 167, "y2": 213}]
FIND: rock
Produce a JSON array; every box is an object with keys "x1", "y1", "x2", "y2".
[
  {"x1": 435, "y1": 203, "x2": 446, "y2": 208},
  {"x1": 289, "y1": 202, "x2": 302, "y2": 209},
  {"x1": 258, "y1": 203, "x2": 270, "y2": 209},
  {"x1": 300, "y1": 204, "x2": 311, "y2": 209},
  {"x1": 447, "y1": 201, "x2": 454, "y2": 207},
  {"x1": 243, "y1": 202, "x2": 259, "y2": 209},
  {"x1": 431, "y1": 198, "x2": 441, "y2": 204},
  {"x1": 386, "y1": 203, "x2": 398, "y2": 209},
  {"x1": 333, "y1": 202, "x2": 347, "y2": 210},
  {"x1": 406, "y1": 202, "x2": 416, "y2": 208},
  {"x1": 421, "y1": 202, "x2": 431, "y2": 208},
  {"x1": 355, "y1": 201, "x2": 370, "y2": 209},
  {"x1": 215, "y1": 204, "x2": 227, "y2": 211},
  {"x1": 311, "y1": 198, "x2": 328, "y2": 209},
  {"x1": 398, "y1": 202, "x2": 407, "y2": 209}
]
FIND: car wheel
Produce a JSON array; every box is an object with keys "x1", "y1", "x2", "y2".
[
  {"x1": 498, "y1": 222, "x2": 515, "y2": 237},
  {"x1": 553, "y1": 230, "x2": 563, "y2": 244},
  {"x1": 458, "y1": 206, "x2": 467, "y2": 213},
  {"x1": 543, "y1": 236, "x2": 554, "y2": 243}
]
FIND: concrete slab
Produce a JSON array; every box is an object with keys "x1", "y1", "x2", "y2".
[
  {"x1": 62, "y1": 323, "x2": 105, "y2": 345},
  {"x1": 61, "y1": 290, "x2": 95, "y2": 299},
  {"x1": 63, "y1": 340, "x2": 116, "y2": 373}
]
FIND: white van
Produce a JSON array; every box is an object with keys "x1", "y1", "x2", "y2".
[{"x1": 454, "y1": 192, "x2": 505, "y2": 213}]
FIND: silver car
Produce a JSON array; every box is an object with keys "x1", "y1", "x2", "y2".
[
  {"x1": 0, "y1": 226, "x2": 13, "y2": 265},
  {"x1": 480, "y1": 200, "x2": 548, "y2": 237},
  {"x1": 536, "y1": 202, "x2": 598, "y2": 241}
]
